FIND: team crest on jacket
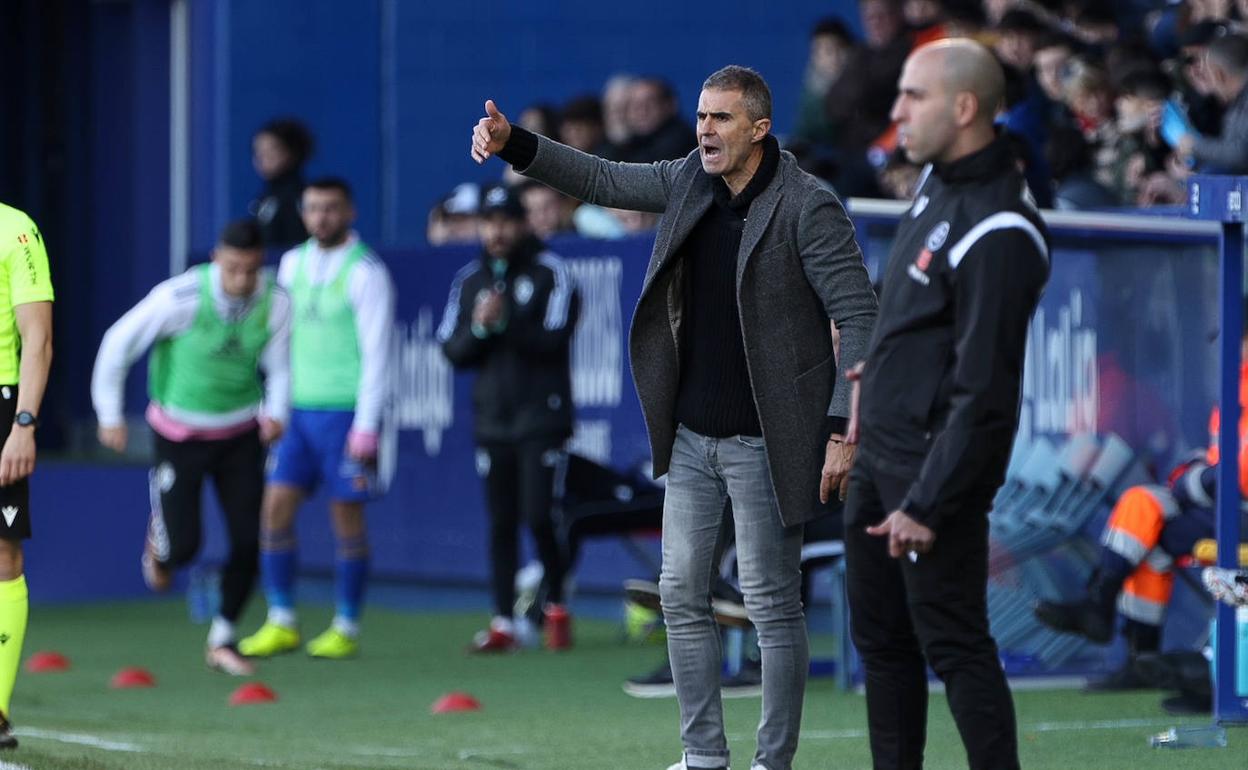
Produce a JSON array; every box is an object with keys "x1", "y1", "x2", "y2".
[
  {"x1": 514, "y1": 276, "x2": 534, "y2": 305},
  {"x1": 925, "y1": 221, "x2": 950, "y2": 251}
]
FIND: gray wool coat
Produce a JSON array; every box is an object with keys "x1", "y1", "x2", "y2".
[{"x1": 515, "y1": 135, "x2": 877, "y2": 526}]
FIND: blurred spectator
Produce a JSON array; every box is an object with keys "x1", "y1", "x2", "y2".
[
  {"x1": 994, "y1": 14, "x2": 1056, "y2": 207},
  {"x1": 1033, "y1": 32, "x2": 1078, "y2": 134},
  {"x1": 1047, "y1": 124, "x2": 1118, "y2": 209},
  {"x1": 1173, "y1": 20, "x2": 1232, "y2": 136},
  {"x1": 614, "y1": 77, "x2": 696, "y2": 162},
  {"x1": 982, "y1": 0, "x2": 1014, "y2": 27},
  {"x1": 793, "y1": 19, "x2": 856, "y2": 148},
  {"x1": 993, "y1": 9, "x2": 1047, "y2": 71},
  {"x1": 601, "y1": 74, "x2": 636, "y2": 151},
  {"x1": 249, "y1": 118, "x2": 314, "y2": 248},
  {"x1": 876, "y1": 150, "x2": 922, "y2": 199},
  {"x1": 824, "y1": 0, "x2": 911, "y2": 195},
  {"x1": 904, "y1": 0, "x2": 946, "y2": 41},
  {"x1": 427, "y1": 183, "x2": 480, "y2": 247},
  {"x1": 516, "y1": 180, "x2": 576, "y2": 240},
  {"x1": 1062, "y1": 57, "x2": 1118, "y2": 189},
  {"x1": 1178, "y1": 33, "x2": 1248, "y2": 173},
  {"x1": 1111, "y1": 68, "x2": 1171, "y2": 203},
  {"x1": 558, "y1": 95, "x2": 608, "y2": 154},
  {"x1": 1033, "y1": 32, "x2": 1075, "y2": 102},
  {"x1": 518, "y1": 103, "x2": 560, "y2": 137}
]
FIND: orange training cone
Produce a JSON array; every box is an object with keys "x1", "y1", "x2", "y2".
[
  {"x1": 229, "y1": 682, "x2": 277, "y2": 705},
  {"x1": 431, "y1": 692, "x2": 481, "y2": 714},
  {"x1": 25, "y1": 651, "x2": 70, "y2": 673},
  {"x1": 110, "y1": 667, "x2": 156, "y2": 688}
]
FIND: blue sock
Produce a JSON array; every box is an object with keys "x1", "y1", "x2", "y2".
[
  {"x1": 335, "y1": 535, "x2": 369, "y2": 623},
  {"x1": 260, "y1": 528, "x2": 297, "y2": 614}
]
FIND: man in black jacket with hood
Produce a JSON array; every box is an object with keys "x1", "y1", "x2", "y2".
[
  {"x1": 843, "y1": 39, "x2": 1049, "y2": 770},
  {"x1": 438, "y1": 184, "x2": 580, "y2": 653}
]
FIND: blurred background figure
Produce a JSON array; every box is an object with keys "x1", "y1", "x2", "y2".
[
  {"x1": 558, "y1": 95, "x2": 609, "y2": 155},
  {"x1": 601, "y1": 74, "x2": 637, "y2": 156},
  {"x1": 438, "y1": 184, "x2": 580, "y2": 653},
  {"x1": 516, "y1": 181, "x2": 576, "y2": 241},
  {"x1": 427, "y1": 183, "x2": 481, "y2": 247},
  {"x1": 613, "y1": 77, "x2": 696, "y2": 162},
  {"x1": 250, "y1": 118, "x2": 315, "y2": 249},
  {"x1": 793, "y1": 18, "x2": 857, "y2": 148}
]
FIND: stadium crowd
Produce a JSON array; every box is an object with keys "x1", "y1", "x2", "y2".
[{"x1": 428, "y1": 0, "x2": 1248, "y2": 245}]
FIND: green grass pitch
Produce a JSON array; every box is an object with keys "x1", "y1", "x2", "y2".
[{"x1": 2, "y1": 599, "x2": 1242, "y2": 769}]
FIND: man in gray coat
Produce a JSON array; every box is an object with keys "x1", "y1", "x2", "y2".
[{"x1": 472, "y1": 65, "x2": 876, "y2": 770}]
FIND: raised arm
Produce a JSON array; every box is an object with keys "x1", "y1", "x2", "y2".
[{"x1": 471, "y1": 99, "x2": 684, "y2": 213}]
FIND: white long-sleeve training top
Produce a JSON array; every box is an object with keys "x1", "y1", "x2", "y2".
[{"x1": 91, "y1": 263, "x2": 293, "y2": 432}]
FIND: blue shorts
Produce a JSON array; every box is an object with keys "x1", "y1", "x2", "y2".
[{"x1": 268, "y1": 408, "x2": 379, "y2": 502}]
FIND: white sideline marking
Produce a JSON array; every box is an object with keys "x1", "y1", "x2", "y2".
[
  {"x1": 1026, "y1": 718, "x2": 1178, "y2": 733},
  {"x1": 14, "y1": 726, "x2": 144, "y2": 752},
  {"x1": 734, "y1": 717, "x2": 1182, "y2": 743}
]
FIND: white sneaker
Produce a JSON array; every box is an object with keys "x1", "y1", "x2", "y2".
[
  {"x1": 665, "y1": 759, "x2": 730, "y2": 770},
  {"x1": 205, "y1": 644, "x2": 255, "y2": 676}
]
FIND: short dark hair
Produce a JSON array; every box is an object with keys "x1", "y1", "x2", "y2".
[
  {"x1": 1209, "y1": 33, "x2": 1248, "y2": 77},
  {"x1": 1118, "y1": 68, "x2": 1172, "y2": 101},
  {"x1": 305, "y1": 176, "x2": 353, "y2": 202},
  {"x1": 560, "y1": 95, "x2": 603, "y2": 126},
  {"x1": 219, "y1": 218, "x2": 264, "y2": 250},
  {"x1": 255, "y1": 118, "x2": 315, "y2": 167},
  {"x1": 812, "y1": 17, "x2": 855, "y2": 45},
  {"x1": 702, "y1": 65, "x2": 772, "y2": 121}
]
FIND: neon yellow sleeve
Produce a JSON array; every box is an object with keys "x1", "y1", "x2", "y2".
[{"x1": 6, "y1": 214, "x2": 54, "y2": 307}]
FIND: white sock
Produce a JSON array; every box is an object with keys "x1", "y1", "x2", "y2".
[
  {"x1": 207, "y1": 617, "x2": 235, "y2": 649},
  {"x1": 332, "y1": 616, "x2": 360, "y2": 639},
  {"x1": 267, "y1": 607, "x2": 297, "y2": 629},
  {"x1": 490, "y1": 615, "x2": 515, "y2": 635}
]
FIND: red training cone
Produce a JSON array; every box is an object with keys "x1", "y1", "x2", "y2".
[
  {"x1": 25, "y1": 651, "x2": 70, "y2": 673},
  {"x1": 431, "y1": 692, "x2": 481, "y2": 714},
  {"x1": 229, "y1": 682, "x2": 277, "y2": 706},
  {"x1": 110, "y1": 667, "x2": 156, "y2": 689}
]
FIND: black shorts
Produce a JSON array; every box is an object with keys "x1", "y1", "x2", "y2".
[{"x1": 0, "y1": 385, "x2": 31, "y2": 540}]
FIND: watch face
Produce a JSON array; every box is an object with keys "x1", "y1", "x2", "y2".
[{"x1": 15, "y1": 412, "x2": 34, "y2": 427}]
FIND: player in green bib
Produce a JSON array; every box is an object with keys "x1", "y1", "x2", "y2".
[
  {"x1": 91, "y1": 219, "x2": 291, "y2": 677},
  {"x1": 239, "y1": 178, "x2": 395, "y2": 660},
  {"x1": 0, "y1": 202, "x2": 54, "y2": 749}
]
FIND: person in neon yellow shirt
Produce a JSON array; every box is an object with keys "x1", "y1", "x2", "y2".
[{"x1": 0, "y1": 203, "x2": 54, "y2": 749}]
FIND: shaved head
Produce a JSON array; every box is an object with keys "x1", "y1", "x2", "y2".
[
  {"x1": 913, "y1": 38, "x2": 1004, "y2": 124},
  {"x1": 891, "y1": 37, "x2": 1004, "y2": 164}
]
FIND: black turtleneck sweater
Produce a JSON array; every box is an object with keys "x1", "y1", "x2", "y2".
[{"x1": 671, "y1": 135, "x2": 781, "y2": 438}]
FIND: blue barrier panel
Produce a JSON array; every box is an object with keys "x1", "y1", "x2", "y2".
[{"x1": 38, "y1": 201, "x2": 1237, "y2": 688}]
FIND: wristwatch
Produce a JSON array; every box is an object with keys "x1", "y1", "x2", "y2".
[{"x1": 13, "y1": 411, "x2": 37, "y2": 428}]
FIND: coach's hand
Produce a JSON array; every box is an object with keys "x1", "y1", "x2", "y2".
[
  {"x1": 820, "y1": 437, "x2": 855, "y2": 504},
  {"x1": 0, "y1": 428, "x2": 35, "y2": 486},
  {"x1": 98, "y1": 424, "x2": 128, "y2": 453},
  {"x1": 866, "y1": 510, "x2": 935, "y2": 559},
  {"x1": 471, "y1": 100, "x2": 512, "y2": 164}
]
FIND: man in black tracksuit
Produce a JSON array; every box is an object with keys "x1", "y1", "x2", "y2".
[
  {"x1": 438, "y1": 184, "x2": 580, "y2": 651},
  {"x1": 844, "y1": 41, "x2": 1049, "y2": 770}
]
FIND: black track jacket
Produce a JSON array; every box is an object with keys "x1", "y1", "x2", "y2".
[
  {"x1": 438, "y1": 235, "x2": 580, "y2": 445},
  {"x1": 856, "y1": 136, "x2": 1050, "y2": 529}
]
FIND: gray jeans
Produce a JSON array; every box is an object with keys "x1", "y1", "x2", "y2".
[{"x1": 660, "y1": 425, "x2": 808, "y2": 770}]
